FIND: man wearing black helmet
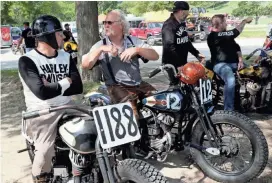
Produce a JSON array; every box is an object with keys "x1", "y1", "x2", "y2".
[
  {"x1": 18, "y1": 15, "x2": 83, "y2": 182},
  {"x1": 162, "y1": 1, "x2": 205, "y2": 85}
]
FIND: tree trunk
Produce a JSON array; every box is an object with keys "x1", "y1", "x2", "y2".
[
  {"x1": 255, "y1": 15, "x2": 260, "y2": 25},
  {"x1": 76, "y1": 1, "x2": 102, "y2": 82}
]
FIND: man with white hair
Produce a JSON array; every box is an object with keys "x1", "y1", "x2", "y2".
[{"x1": 82, "y1": 10, "x2": 159, "y2": 120}]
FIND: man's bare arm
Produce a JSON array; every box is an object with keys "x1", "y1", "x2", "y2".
[
  {"x1": 82, "y1": 47, "x2": 103, "y2": 70},
  {"x1": 236, "y1": 17, "x2": 253, "y2": 33}
]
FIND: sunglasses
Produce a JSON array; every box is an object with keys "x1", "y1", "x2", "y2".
[{"x1": 102, "y1": 21, "x2": 120, "y2": 25}]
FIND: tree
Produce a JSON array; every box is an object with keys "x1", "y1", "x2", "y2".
[
  {"x1": 1, "y1": 2, "x2": 15, "y2": 25},
  {"x1": 98, "y1": 1, "x2": 120, "y2": 14},
  {"x1": 76, "y1": 1, "x2": 101, "y2": 82},
  {"x1": 232, "y1": 2, "x2": 272, "y2": 25}
]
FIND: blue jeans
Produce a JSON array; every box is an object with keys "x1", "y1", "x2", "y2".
[{"x1": 213, "y1": 62, "x2": 238, "y2": 111}]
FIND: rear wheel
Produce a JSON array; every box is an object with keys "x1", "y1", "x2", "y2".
[
  {"x1": 191, "y1": 110, "x2": 268, "y2": 183},
  {"x1": 117, "y1": 159, "x2": 168, "y2": 183}
]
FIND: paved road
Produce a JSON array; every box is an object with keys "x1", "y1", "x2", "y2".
[{"x1": 0, "y1": 38, "x2": 265, "y2": 70}]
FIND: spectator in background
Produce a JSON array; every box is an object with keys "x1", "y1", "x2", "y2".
[
  {"x1": 18, "y1": 22, "x2": 36, "y2": 52},
  {"x1": 63, "y1": 23, "x2": 77, "y2": 43},
  {"x1": 207, "y1": 14, "x2": 252, "y2": 111},
  {"x1": 254, "y1": 26, "x2": 272, "y2": 63}
]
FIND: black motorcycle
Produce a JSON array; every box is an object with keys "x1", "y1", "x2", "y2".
[
  {"x1": 86, "y1": 64, "x2": 268, "y2": 183},
  {"x1": 18, "y1": 104, "x2": 168, "y2": 183},
  {"x1": 207, "y1": 48, "x2": 272, "y2": 112}
]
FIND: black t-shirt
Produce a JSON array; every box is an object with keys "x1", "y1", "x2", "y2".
[
  {"x1": 63, "y1": 30, "x2": 76, "y2": 42},
  {"x1": 207, "y1": 28, "x2": 241, "y2": 65},
  {"x1": 22, "y1": 28, "x2": 36, "y2": 48},
  {"x1": 162, "y1": 14, "x2": 200, "y2": 69}
]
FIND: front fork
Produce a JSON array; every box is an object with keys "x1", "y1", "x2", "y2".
[
  {"x1": 95, "y1": 138, "x2": 117, "y2": 183},
  {"x1": 191, "y1": 89, "x2": 220, "y2": 149}
]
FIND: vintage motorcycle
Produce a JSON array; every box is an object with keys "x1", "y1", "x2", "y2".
[
  {"x1": 205, "y1": 48, "x2": 272, "y2": 112},
  {"x1": 17, "y1": 104, "x2": 168, "y2": 183},
  {"x1": 11, "y1": 39, "x2": 25, "y2": 55},
  {"x1": 85, "y1": 63, "x2": 268, "y2": 183}
]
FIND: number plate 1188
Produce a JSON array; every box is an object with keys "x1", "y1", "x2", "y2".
[{"x1": 93, "y1": 102, "x2": 141, "y2": 149}]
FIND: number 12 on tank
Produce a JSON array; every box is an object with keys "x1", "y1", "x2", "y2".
[
  {"x1": 199, "y1": 78, "x2": 212, "y2": 104},
  {"x1": 93, "y1": 102, "x2": 141, "y2": 149}
]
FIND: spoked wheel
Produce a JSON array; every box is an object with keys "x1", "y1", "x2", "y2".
[
  {"x1": 191, "y1": 111, "x2": 268, "y2": 183},
  {"x1": 212, "y1": 78, "x2": 223, "y2": 109},
  {"x1": 147, "y1": 36, "x2": 155, "y2": 46}
]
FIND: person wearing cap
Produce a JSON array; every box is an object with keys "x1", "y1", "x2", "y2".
[
  {"x1": 162, "y1": 1, "x2": 205, "y2": 85},
  {"x1": 18, "y1": 15, "x2": 83, "y2": 182},
  {"x1": 63, "y1": 23, "x2": 77, "y2": 43},
  {"x1": 17, "y1": 22, "x2": 36, "y2": 52}
]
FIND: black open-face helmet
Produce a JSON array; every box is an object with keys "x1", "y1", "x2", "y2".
[{"x1": 32, "y1": 15, "x2": 63, "y2": 50}]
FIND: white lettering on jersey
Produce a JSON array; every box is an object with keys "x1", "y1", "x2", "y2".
[
  {"x1": 177, "y1": 36, "x2": 189, "y2": 44},
  {"x1": 176, "y1": 27, "x2": 185, "y2": 36},
  {"x1": 218, "y1": 31, "x2": 234, "y2": 36}
]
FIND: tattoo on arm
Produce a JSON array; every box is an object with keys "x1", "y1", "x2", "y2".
[{"x1": 236, "y1": 20, "x2": 247, "y2": 33}]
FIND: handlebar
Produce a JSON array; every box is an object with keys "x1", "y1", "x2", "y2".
[
  {"x1": 246, "y1": 48, "x2": 270, "y2": 60},
  {"x1": 22, "y1": 105, "x2": 93, "y2": 120},
  {"x1": 148, "y1": 64, "x2": 178, "y2": 78},
  {"x1": 137, "y1": 55, "x2": 149, "y2": 63},
  {"x1": 148, "y1": 68, "x2": 161, "y2": 78}
]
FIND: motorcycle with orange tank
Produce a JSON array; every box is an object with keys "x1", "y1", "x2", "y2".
[{"x1": 85, "y1": 62, "x2": 268, "y2": 183}]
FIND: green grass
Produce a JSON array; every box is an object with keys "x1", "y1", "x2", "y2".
[
  {"x1": 239, "y1": 30, "x2": 267, "y2": 38},
  {"x1": 83, "y1": 82, "x2": 101, "y2": 94},
  {"x1": 207, "y1": 1, "x2": 239, "y2": 14},
  {"x1": 205, "y1": 1, "x2": 272, "y2": 25},
  {"x1": 1, "y1": 69, "x2": 101, "y2": 94},
  {"x1": 1, "y1": 69, "x2": 19, "y2": 78}
]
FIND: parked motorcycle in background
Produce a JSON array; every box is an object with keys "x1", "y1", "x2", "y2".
[
  {"x1": 11, "y1": 39, "x2": 25, "y2": 55},
  {"x1": 206, "y1": 47, "x2": 272, "y2": 112}
]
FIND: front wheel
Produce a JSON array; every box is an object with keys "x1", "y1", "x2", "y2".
[
  {"x1": 117, "y1": 159, "x2": 168, "y2": 183},
  {"x1": 147, "y1": 36, "x2": 155, "y2": 46},
  {"x1": 191, "y1": 110, "x2": 268, "y2": 183}
]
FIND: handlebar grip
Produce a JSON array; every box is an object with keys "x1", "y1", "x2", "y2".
[
  {"x1": 22, "y1": 109, "x2": 50, "y2": 120},
  {"x1": 246, "y1": 53, "x2": 254, "y2": 60},
  {"x1": 22, "y1": 111, "x2": 40, "y2": 120},
  {"x1": 137, "y1": 55, "x2": 149, "y2": 63},
  {"x1": 148, "y1": 68, "x2": 161, "y2": 78}
]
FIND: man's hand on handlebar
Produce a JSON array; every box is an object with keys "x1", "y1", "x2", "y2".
[{"x1": 197, "y1": 53, "x2": 206, "y2": 65}]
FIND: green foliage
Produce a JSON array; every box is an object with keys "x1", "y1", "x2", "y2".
[
  {"x1": 232, "y1": 2, "x2": 272, "y2": 24},
  {"x1": 1, "y1": 1, "x2": 76, "y2": 26},
  {"x1": 232, "y1": 2, "x2": 272, "y2": 17},
  {"x1": 118, "y1": 1, "x2": 173, "y2": 16},
  {"x1": 98, "y1": 1, "x2": 120, "y2": 14},
  {"x1": 1, "y1": 1, "x2": 15, "y2": 25}
]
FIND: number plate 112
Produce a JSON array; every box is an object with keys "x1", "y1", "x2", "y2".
[
  {"x1": 93, "y1": 102, "x2": 141, "y2": 149},
  {"x1": 199, "y1": 78, "x2": 213, "y2": 105}
]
